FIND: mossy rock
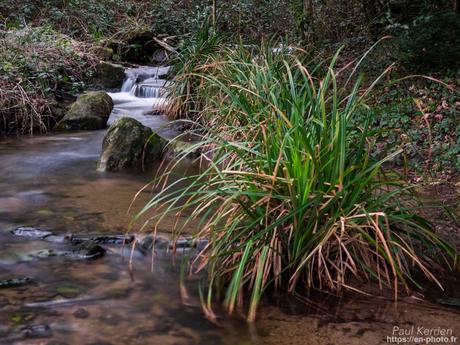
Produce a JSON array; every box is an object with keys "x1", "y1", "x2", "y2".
[
  {"x1": 98, "y1": 117, "x2": 166, "y2": 172},
  {"x1": 54, "y1": 91, "x2": 113, "y2": 131},
  {"x1": 96, "y1": 61, "x2": 125, "y2": 88},
  {"x1": 92, "y1": 46, "x2": 114, "y2": 61}
]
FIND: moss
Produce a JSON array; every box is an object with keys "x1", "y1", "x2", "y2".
[
  {"x1": 98, "y1": 117, "x2": 166, "y2": 172},
  {"x1": 54, "y1": 91, "x2": 113, "y2": 131}
]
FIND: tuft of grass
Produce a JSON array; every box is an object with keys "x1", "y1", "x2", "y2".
[
  {"x1": 136, "y1": 44, "x2": 458, "y2": 321},
  {"x1": 164, "y1": 20, "x2": 224, "y2": 120}
]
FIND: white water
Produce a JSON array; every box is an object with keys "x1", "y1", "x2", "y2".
[{"x1": 107, "y1": 65, "x2": 175, "y2": 136}]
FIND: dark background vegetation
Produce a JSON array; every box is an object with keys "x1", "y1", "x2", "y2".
[{"x1": 0, "y1": 0, "x2": 458, "y2": 174}]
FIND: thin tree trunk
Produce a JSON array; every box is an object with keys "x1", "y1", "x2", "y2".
[{"x1": 212, "y1": 0, "x2": 217, "y2": 28}]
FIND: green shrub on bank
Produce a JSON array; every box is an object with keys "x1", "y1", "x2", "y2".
[{"x1": 137, "y1": 44, "x2": 458, "y2": 321}]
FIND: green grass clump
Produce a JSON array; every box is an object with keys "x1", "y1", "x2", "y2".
[
  {"x1": 165, "y1": 20, "x2": 224, "y2": 120},
  {"x1": 136, "y1": 44, "x2": 457, "y2": 321}
]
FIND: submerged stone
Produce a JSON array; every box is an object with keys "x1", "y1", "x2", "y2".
[
  {"x1": 70, "y1": 240, "x2": 106, "y2": 260},
  {"x1": 54, "y1": 91, "x2": 113, "y2": 131},
  {"x1": 97, "y1": 117, "x2": 166, "y2": 172},
  {"x1": 11, "y1": 227, "x2": 52, "y2": 239},
  {"x1": 137, "y1": 235, "x2": 169, "y2": 254},
  {"x1": 19, "y1": 324, "x2": 52, "y2": 339},
  {"x1": 0, "y1": 277, "x2": 33, "y2": 289},
  {"x1": 69, "y1": 234, "x2": 134, "y2": 245},
  {"x1": 22, "y1": 241, "x2": 105, "y2": 261}
]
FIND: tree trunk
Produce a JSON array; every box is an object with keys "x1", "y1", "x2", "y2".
[{"x1": 212, "y1": 0, "x2": 217, "y2": 28}]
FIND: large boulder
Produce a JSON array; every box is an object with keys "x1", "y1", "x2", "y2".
[
  {"x1": 96, "y1": 61, "x2": 125, "y2": 88},
  {"x1": 55, "y1": 91, "x2": 113, "y2": 131},
  {"x1": 97, "y1": 117, "x2": 166, "y2": 172}
]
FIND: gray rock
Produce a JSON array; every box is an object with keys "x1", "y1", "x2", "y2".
[
  {"x1": 96, "y1": 61, "x2": 125, "y2": 88},
  {"x1": 69, "y1": 234, "x2": 134, "y2": 245},
  {"x1": 23, "y1": 241, "x2": 105, "y2": 261},
  {"x1": 0, "y1": 277, "x2": 33, "y2": 289},
  {"x1": 164, "y1": 140, "x2": 201, "y2": 161},
  {"x1": 55, "y1": 92, "x2": 113, "y2": 131},
  {"x1": 11, "y1": 226, "x2": 52, "y2": 239},
  {"x1": 97, "y1": 117, "x2": 166, "y2": 172},
  {"x1": 71, "y1": 240, "x2": 106, "y2": 260},
  {"x1": 137, "y1": 235, "x2": 169, "y2": 254},
  {"x1": 20, "y1": 324, "x2": 52, "y2": 339}
]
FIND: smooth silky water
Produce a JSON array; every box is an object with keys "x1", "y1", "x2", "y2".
[
  {"x1": 1, "y1": 66, "x2": 459, "y2": 345},
  {"x1": 0, "y1": 67, "x2": 253, "y2": 345}
]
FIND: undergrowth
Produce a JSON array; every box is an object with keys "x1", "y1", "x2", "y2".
[{"x1": 0, "y1": 26, "x2": 97, "y2": 134}]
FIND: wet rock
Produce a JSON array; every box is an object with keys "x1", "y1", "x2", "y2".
[
  {"x1": 137, "y1": 235, "x2": 169, "y2": 254},
  {"x1": 23, "y1": 241, "x2": 105, "y2": 261},
  {"x1": 11, "y1": 226, "x2": 52, "y2": 239},
  {"x1": 25, "y1": 249, "x2": 64, "y2": 260},
  {"x1": 0, "y1": 277, "x2": 33, "y2": 289},
  {"x1": 69, "y1": 234, "x2": 134, "y2": 245},
  {"x1": 170, "y1": 238, "x2": 208, "y2": 252},
  {"x1": 44, "y1": 235, "x2": 68, "y2": 243},
  {"x1": 164, "y1": 140, "x2": 201, "y2": 161},
  {"x1": 97, "y1": 117, "x2": 166, "y2": 172},
  {"x1": 55, "y1": 91, "x2": 113, "y2": 131},
  {"x1": 20, "y1": 324, "x2": 52, "y2": 339},
  {"x1": 96, "y1": 61, "x2": 125, "y2": 88},
  {"x1": 71, "y1": 240, "x2": 106, "y2": 260},
  {"x1": 73, "y1": 308, "x2": 90, "y2": 319}
]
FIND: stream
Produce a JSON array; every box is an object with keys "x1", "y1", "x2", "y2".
[{"x1": 0, "y1": 66, "x2": 459, "y2": 345}]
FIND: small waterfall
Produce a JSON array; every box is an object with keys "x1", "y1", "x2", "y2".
[
  {"x1": 129, "y1": 78, "x2": 167, "y2": 98},
  {"x1": 107, "y1": 65, "x2": 175, "y2": 133},
  {"x1": 120, "y1": 78, "x2": 135, "y2": 92},
  {"x1": 120, "y1": 66, "x2": 170, "y2": 97}
]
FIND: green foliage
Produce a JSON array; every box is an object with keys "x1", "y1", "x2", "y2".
[
  {"x1": 360, "y1": 73, "x2": 460, "y2": 174},
  {"x1": 1, "y1": 0, "x2": 130, "y2": 38},
  {"x1": 136, "y1": 44, "x2": 457, "y2": 320},
  {"x1": 397, "y1": 12, "x2": 460, "y2": 71},
  {"x1": 0, "y1": 26, "x2": 96, "y2": 134}
]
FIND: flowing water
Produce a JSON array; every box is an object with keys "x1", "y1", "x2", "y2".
[{"x1": 1, "y1": 66, "x2": 459, "y2": 345}]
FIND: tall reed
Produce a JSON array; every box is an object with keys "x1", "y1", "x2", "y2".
[{"x1": 137, "y1": 43, "x2": 457, "y2": 321}]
